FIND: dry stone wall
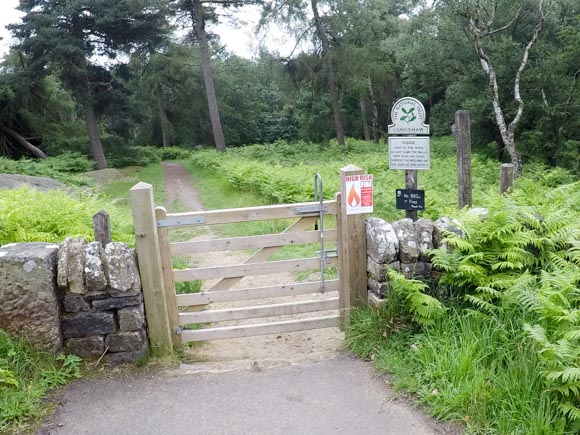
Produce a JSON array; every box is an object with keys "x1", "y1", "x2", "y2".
[
  {"x1": 58, "y1": 238, "x2": 147, "y2": 365},
  {"x1": 0, "y1": 239, "x2": 148, "y2": 365},
  {"x1": 366, "y1": 216, "x2": 462, "y2": 299},
  {"x1": 0, "y1": 243, "x2": 62, "y2": 352}
]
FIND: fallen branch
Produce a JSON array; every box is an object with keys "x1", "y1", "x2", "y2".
[{"x1": 0, "y1": 124, "x2": 47, "y2": 158}]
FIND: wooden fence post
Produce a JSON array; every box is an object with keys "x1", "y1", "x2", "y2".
[
  {"x1": 338, "y1": 165, "x2": 368, "y2": 331},
  {"x1": 155, "y1": 207, "x2": 182, "y2": 347},
  {"x1": 130, "y1": 182, "x2": 173, "y2": 356},
  {"x1": 500, "y1": 163, "x2": 515, "y2": 194},
  {"x1": 455, "y1": 110, "x2": 472, "y2": 209},
  {"x1": 93, "y1": 210, "x2": 112, "y2": 248}
]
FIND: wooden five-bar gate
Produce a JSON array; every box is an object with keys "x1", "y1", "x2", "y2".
[{"x1": 130, "y1": 165, "x2": 367, "y2": 356}]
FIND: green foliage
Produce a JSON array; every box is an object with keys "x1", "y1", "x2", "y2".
[
  {"x1": 190, "y1": 137, "x2": 575, "y2": 222},
  {"x1": 345, "y1": 304, "x2": 402, "y2": 359},
  {"x1": 156, "y1": 147, "x2": 193, "y2": 161},
  {"x1": 348, "y1": 306, "x2": 568, "y2": 433},
  {"x1": 421, "y1": 198, "x2": 579, "y2": 430},
  {"x1": 0, "y1": 153, "x2": 94, "y2": 185},
  {"x1": 387, "y1": 270, "x2": 446, "y2": 327},
  {"x1": 105, "y1": 143, "x2": 161, "y2": 168},
  {"x1": 172, "y1": 256, "x2": 202, "y2": 295},
  {"x1": 0, "y1": 330, "x2": 82, "y2": 431},
  {"x1": 519, "y1": 265, "x2": 580, "y2": 430},
  {"x1": 0, "y1": 187, "x2": 133, "y2": 245}
]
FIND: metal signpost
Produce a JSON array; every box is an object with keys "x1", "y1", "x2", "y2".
[{"x1": 388, "y1": 97, "x2": 430, "y2": 221}]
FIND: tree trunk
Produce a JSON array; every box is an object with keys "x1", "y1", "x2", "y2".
[
  {"x1": 0, "y1": 125, "x2": 47, "y2": 158},
  {"x1": 154, "y1": 78, "x2": 172, "y2": 148},
  {"x1": 71, "y1": 43, "x2": 107, "y2": 169},
  {"x1": 84, "y1": 103, "x2": 107, "y2": 170},
  {"x1": 466, "y1": 0, "x2": 545, "y2": 175},
  {"x1": 310, "y1": 0, "x2": 345, "y2": 147},
  {"x1": 359, "y1": 94, "x2": 371, "y2": 141},
  {"x1": 191, "y1": 0, "x2": 226, "y2": 152},
  {"x1": 367, "y1": 76, "x2": 379, "y2": 142}
]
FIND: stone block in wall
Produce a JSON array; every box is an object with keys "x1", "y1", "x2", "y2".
[
  {"x1": 388, "y1": 261, "x2": 401, "y2": 272},
  {"x1": 415, "y1": 219, "x2": 434, "y2": 261},
  {"x1": 104, "y1": 243, "x2": 141, "y2": 293},
  {"x1": 105, "y1": 342, "x2": 149, "y2": 366},
  {"x1": 392, "y1": 219, "x2": 420, "y2": 263},
  {"x1": 66, "y1": 238, "x2": 87, "y2": 294},
  {"x1": 92, "y1": 294, "x2": 143, "y2": 310},
  {"x1": 84, "y1": 291, "x2": 111, "y2": 301},
  {"x1": 61, "y1": 312, "x2": 116, "y2": 338},
  {"x1": 367, "y1": 257, "x2": 388, "y2": 281},
  {"x1": 433, "y1": 217, "x2": 464, "y2": 249},
  {"x1": 400, "y1": 262, "x2": 432, "y2": 280},
  {"x1": 118, "y1": 305, "x2": 145, "y2": 331},
  {"x1": 105, "y1": 330, "x2": 146, "y2": 352},
  {"x1": 64, "y1": 336, "x2": 105, "y2": 358},
  {"x1": 62, "y1": 295, "x2": 90, "y2": 313},
  {"x1": 366, "y1": 218, "x2": 399, "y2": 264},
  {"x1": 0, "y1": 243, "x2": 62, "y2": 352},
  {"x1": 57, "y1": 237, "x2": 71, "y2": 290},
  {"x1": 84, "y1": 241, "x2": 107, "y2": 292},
  {"x1": 368, "y1": 277, "x2": 387, "y2": 298}
]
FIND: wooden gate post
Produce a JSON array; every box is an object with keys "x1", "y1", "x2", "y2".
[
  {"x1": 455, "y1": 110, "x2": 472, "y2": 209},
  {"x1": 338, "y1": 165, "x2": 368, "y2": 331},
  {"x1": 500, "y1": 163, "x2": 515, "y2": 194},
  {"x1": 130, "y1": 182, "x2": 173, "y2": 356},
  {"x1": 155, "y1": 207, "x2": 182, "y2": 347}
]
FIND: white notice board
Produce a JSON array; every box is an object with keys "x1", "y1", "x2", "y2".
[{"x1": 388, "y1": 136, "x2": 430, "y2": 170}]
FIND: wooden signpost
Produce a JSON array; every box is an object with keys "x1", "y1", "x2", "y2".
[{"x1": 388, "y1": 97, "x2": 430, "y2": 221}]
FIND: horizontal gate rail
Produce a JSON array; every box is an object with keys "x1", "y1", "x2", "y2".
[
  {"x1": 174, "y1": 257, "x2": 338, "y2": 282},
  {"x1": 181, "y1": 315, "x2": 340, "y2": 342},
  {"x1": 179, "y1": 298, "x2": 339, "y2": 324},
  {"x1": 170, "y1": 229, "x2": 337, "y2": 256},
  {"x1": 176, "y1": 280, "x2": 339, "y2": 306},
  {"x1": 160, "y1": 200, "x2": 337, "y2": 227}
]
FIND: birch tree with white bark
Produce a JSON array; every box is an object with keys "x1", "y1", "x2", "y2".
[{"x1": 446, "y1": 0, "x2": 547, "y2": 174}]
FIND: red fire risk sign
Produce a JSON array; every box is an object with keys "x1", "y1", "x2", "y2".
[{"x1": 345, "y1": 174, "x2": 373, "y2": 215}]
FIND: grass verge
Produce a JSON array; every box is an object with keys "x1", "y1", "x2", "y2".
[
  {"x1": 347, "y1": 303, "x2": 571, "y2": 434},
  {"x1": 0, "y1": 330, "x2": 82, "y2": 433}
]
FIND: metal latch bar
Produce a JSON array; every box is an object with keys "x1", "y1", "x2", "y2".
[
  {"x1": 294, "y1": 205, "x2": 328, "y2": 215},
  {"x1": 157, "y1": 216, "x2": 206, "y2": 227},
  {"x1": 318, "y1": 249, "x2": 338, "y2": 260}
]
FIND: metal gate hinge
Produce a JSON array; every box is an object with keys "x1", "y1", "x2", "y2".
[{"x1": 175, "y1": 326, "x2": 183, "y2": 335}]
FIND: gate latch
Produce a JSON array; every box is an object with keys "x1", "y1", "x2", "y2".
[{"x1": 314, "y1": 173, "x2": 332, "y2": 293}]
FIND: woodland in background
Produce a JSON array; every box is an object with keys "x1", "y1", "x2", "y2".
[{"x1": 0, "y1": 0, "x2": 578, "y2": 173}]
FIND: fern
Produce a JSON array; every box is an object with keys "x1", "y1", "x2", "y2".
[{"x1": 387, "y1": 270, "x2": 446, "y2": 327}]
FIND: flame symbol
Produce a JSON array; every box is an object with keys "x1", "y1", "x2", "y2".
[{"x1": 348, "y1": 185, "x2": 361, "y2": 207}]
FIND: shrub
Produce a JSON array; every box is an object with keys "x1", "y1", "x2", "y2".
[
  {"x1": 0, "y1": 187, "x2": 133, "y2": 245},
  {"x1": 0, "y1": 153, "x2": 94, "y2": 185},
  {"x1": 156, "y1": 146, "x2": 193, "y2": 161},
  {"x1": 106, "y1": 145, "x2": 161, "y2": 168}
]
